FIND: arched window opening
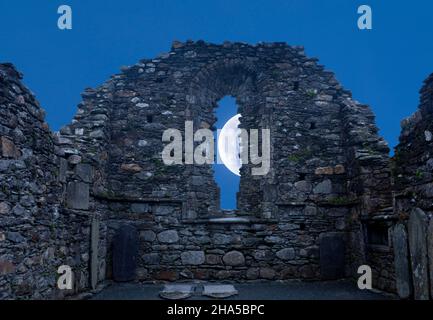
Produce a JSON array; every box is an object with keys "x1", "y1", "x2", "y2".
[{"x1": 214, "y1": 96, "x2": 241, "y2": 211}]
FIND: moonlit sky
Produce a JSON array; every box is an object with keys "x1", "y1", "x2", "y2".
[
  {"x1": 214, "y1": 97, "x2": 240, "y2": 210},
  {"x1": 1, "y1": 0, "x2": 433, "y2": 209}
]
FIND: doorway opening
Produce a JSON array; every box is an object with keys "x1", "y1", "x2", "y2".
[{"x1": 214, "y1": 96, "x2": 241, "y2": 211}]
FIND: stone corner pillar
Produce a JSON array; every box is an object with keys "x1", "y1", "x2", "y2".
[
  {"x1": 392, "y1": 223, "x2": 412, "y2": 299},
  {"x1": 408, "y1": 208, "x2": 429, "y2": 300}
]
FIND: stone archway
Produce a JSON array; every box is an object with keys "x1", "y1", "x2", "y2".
[{"x1": 184, "y1": 59, "x2": 267, "y2": 218}]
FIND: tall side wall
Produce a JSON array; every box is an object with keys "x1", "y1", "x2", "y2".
[
  {"x1": 393, "y1": 73, "x2": 433, "y2": 300},
  {"x1": 0, "y1": 63, "x2": 105, "y2": 300}
]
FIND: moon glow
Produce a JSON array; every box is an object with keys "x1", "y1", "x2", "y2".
[{"x1": 218, "y1": 114, "x2": 242, "y2": 176}]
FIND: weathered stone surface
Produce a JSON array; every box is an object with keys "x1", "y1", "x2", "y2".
[
  {"x1": 90, "y1": 217, "x2": 100, "y2": 290},
  {"x1": 408, "y1": 208, "x2": 429, "y2": 300},
  {"x1": 140, "y1": 230, "x2": 156, "y2": 242},
  {"x1": 7, "y1": 232, "x2": 26, "y2": 243},
  {"x1": 0, "y1": 44, "x2": 415, "y2": 299},
  {"x1": 223, "y1": 251, "x2": 245, "y2": 266},
  {"x1": 75, "y1": 164, "x2": 92, "y2": 183},
  {"x1": 203, "y1": 285, "x2": 238, "y2": 299},
  {"x1": 120, "y1": 163, "x2": 142, "y2": 173},
  {"x1": 260, "y1": 267, "x2": 276, "y2": 280},
  {"x1": 315, "y1": 167, "x2": 334, "y2": 175},
  {"x1": 154, "y1": 205, "x2": 173, "y2": 215},
  {"x1": 157, "y1": 230, "x2": 179, "y2": 244},
  {"x1": 131, "y1": 203, "x2": 150, "y2": 214},
  {"x1": 212, "y1": 233, "x2": 232, "y2": 245},
  {"x1": 0, "y1": 63, "x2": 107, "y2": 300},
  {"x1": 276, "y1": 248, "x2": 296, "y2": 261},
  {"x1": 59, "y1": 158, "x2": 68, "y2": 183},
  {"x1": 334, "y1": 165, "x2": 345, "y2": 174},
  {"x1": 68, "y1": 154, "x2": 82, "y2": 164},
  {"x1": 206, "y1": 254, "x2": 221, "y2": 265},
  {"x1": 66, "y1": 182, "x2": 89, "y2": 210},
  {"x1": 294, "y1": 180, "x2": 311, "y2": 192},
  {"x1": 313, "y1": 179, "x2": 332, "y2": 194},
  {"x1": 0, "y1": 260, "x2": 15, "y2": 275},
  {"x1": 392, "y1": 223, "x2": 412, "y2": 299},
  {"x1": 136, "y1": 267, "x2": 148, "y2": 281},
  {"x1": 0, "y1": 202, "x2": 10, "y2": 214},
  {"x1": 429, "y1": 219, "x2": 433, "y2": 299},
  {"x1": 181, "y1": 251, "x2": 205, "y2": 265},
  {"x1": 253, "y1": 250, "x2": 274, "y2": 261},
  {"x1": 142, "y1": 253, "x2": 160, "y2": 265},
  {"x1": 155, "y1": 270, "x2": 178, "y2": 281},
  {"x1": 160, "y1": 284, "x2": 194, "y2": 300},
  {"x1": 246, "y1": 268, "x2": 259, "y2": 280},
  {"x1": 1, "y1": 136, "x2": 20, "y2": 158}
]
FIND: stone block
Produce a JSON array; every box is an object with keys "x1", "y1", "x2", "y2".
[
  {"x1": 0, "y1": 260, "x2": 15, "y2": 275},
  {"x1": 0, "y1": 202, "x2": 10, "y2": 214},
  {"x1": 334, "y1": 165, "x2": 346, "y2": 174},
  {"x1": 253, "y1": 250, "x2": 274, "y2": 261},
  {"x1": 276, "y1": 248, "x2": 296, "y2": 260},
  {"x1": 392, "y1": 223, "x2": 412, "y2": 299},
  {"x1": 313, "y1": 179, "x2": 332, "y2": 194},
  {"x1": 66, "y1": 182, "x2": 89, "y2": 210},
  {"x1": 68, "y1": 154, "x2": 82, "y2": 165},
  {"x1": 131, "y1": 203, "x2": 150, "y2": 214},
  {"x1": 205, "y1": 254, "x2": 221, "y2": 265},
  {"x1": 223, "y1": 251, "x2": 245, "y2": 266},
  {"x1": 75, "y1": 163, "x2": 92, "y2": 183},
  {"x1": 315, "y1": 167, "x2": 334, "y2": 175},
  {"x1": 121, "y1": 163, "x2": 142, "y2": 173},
  {"x1": 160, "y1": 284, "x2": 194, "y2": 300},
  {"x1": 142, "y1": 253, "x2": 160, "y2": 265},
  {"x1": 90, "y1": 217, "x2": 99, "y2": 290},
  {"x1": 260, "y1": 267, "x2": 276, "y2": 280},
  {"x1": 157, "y1": 230, "x2": 179, "y2": 243},
  {"x1": 408, "y1": 208, "x2": 429, "y2": 300},
  {"x1": 140, "y1": 230, "x2": 156, "y2": 242},
  {"x1": 58, "y1": 158, "x2": 68, "y2": 183},
  {"x1": 181, "y1": 251, "x2": 205, "y2": 265},
  {"x1": 212, "y1": 233, "x2": 232, "y2": 245},
  {"x1": 1, "y1": 136, "x2": 20, "y2": 158},
  {"x1": 246, "y1": 268, "x2": 259, "y2": 280},
  {"x1": 294, "y1": 180, "x2": 312, "y2": 192},
  {"x1": 155, "y1": 270, "x2": 178, "y2": 281},
  {"x1": 7, "y1": 231, "x2": 26, "y2": 243},
  {"x1": 203, "y1": 285, "x2": 238, "y2": 299},
  {"x1": 304, "y1": 206, "x2": 317, "y2": 216},
  {"x1": 154, "y1": 205, "x2": 173, "y2": 216}
]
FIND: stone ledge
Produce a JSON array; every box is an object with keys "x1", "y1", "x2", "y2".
[
  {"x1": 93, "y1": 194, "x2": 184, "y2": 204},
  {"x1": 183, "y1": 217, "x2": 278, "y2": 225}
]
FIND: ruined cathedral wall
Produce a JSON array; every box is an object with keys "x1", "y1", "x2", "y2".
[
  {"x1": 0, "y1": 63, "x2": 106, "y2": 300},
  {"x1": 268, "y1": 48, "x2": 355, "y2": 281},
  {"x1": 392, "y1": 73, "x2": 433, "y2": 299},
  {"x1": 0, "y1": 41, "x2": 402, "y2": 296},
  {"x1": 72, "y1": 41, "x2": 396, "y2": 283},
  {"x1": 339, "y1": 96, "x2": 395, "y2": 292}
]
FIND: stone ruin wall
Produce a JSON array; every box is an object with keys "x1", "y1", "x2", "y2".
[
  {"x1": 0, "y1": 63, "x2": 106, "y2": 299},
  {"x1": 2, "y1": 40, "x2": 431, "y2": 299},
  {"x1": 393, "y1": 73, "x2": 433, "y2": 299},
  {"x1": 57, "y1": 41, "x2": 392, "y2": 286}
]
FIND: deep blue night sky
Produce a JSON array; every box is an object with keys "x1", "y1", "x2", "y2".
[{"x1": 1, "y1": 0, "x2": 433, "y2": 209}]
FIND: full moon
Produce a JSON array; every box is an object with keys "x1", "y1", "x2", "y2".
[{"x1": 218, "y1": 114, "x2": 242, "y2": 176}]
